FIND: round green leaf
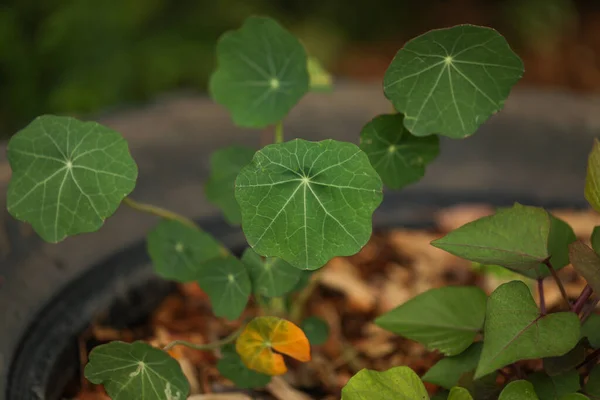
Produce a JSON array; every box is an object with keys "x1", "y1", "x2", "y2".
[
  {"x1": 528, "y1": 370, "x2": 580, "y2": 400},
  {"x1": 301, "y1": 316, "x2": 330, "y2": 346},
  {"x1": 375, "y1": 286, "x2": 487, "y2": 356},
  {"x1": 585, "y1": 139, "x2": 600, "y2": 213},
  {"x1": 84, "y1": 341, "x2": 189, "y2": 400},
  {"x1": 475, "y1": 281, "x2": 581, "y2": 379},
  {"x1": 209, "y1": 16, "x2": 309, "y2": 128},
  {"x1": 423, "y1": 342, "x2": 483, "y2": 389},
  {"x1": 449, "y1": 387, "x2": 474, "y2": 400},
  {"x1": 6, "y1": 115, "x2": 137, "y2": 243},
  {"x1": 584, "y1": 364, "x2": 600, "y2": 397},
  {"x1": 341, "y1": 366, "x2": 428, "y2": 400},
  {"x1": 196, "y1": 256, "x2": 251, "y2": 320},
  {"x1": 500, "y1": 380, "x2": 539, "y2": 400},
  {"x1": 581, "y1": 313, "x2": 600, "y2": 349},
  {"x1": 383, "y1": 25, "x2": 523, "y2": 138},
  {"x1": 205, "y1": 146, "x2": 255, "y2": 225},
  {"x1": 241, "y1": 248, "x2": 302, "y2": 297},
  {"x1": 235, "y1": 139, "x2": 383, "y2": 270},
  {"x1": 217, "y1": 344, "x2": 271, "y2": 389},
  {"x1": 359, "y1": 113, "x2": 439, "y2": 189},
  {"x1": 147, "y1": 219, "x2": 223, "y2": 282}
]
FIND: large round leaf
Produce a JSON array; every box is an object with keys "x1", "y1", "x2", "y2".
[
  {"x1": 383, "y1": 25, "x2": 523, "y2": 138},
  {"x1": 209, "y1": 16, "x2": 309, "y2": 128},
  {"x1": 235, "y1": 139, "x2": 383, "y2": 270},
  {"x1": 7, "y1": 115, "x2": 137, "y2": 242}
]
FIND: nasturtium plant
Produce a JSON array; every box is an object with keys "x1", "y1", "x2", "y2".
[
  {"x1": 241, "y1": 248, "x2": 302, "y2": 297},
  {"x1": 301, "y1": 316, "x2": 330, "y2": 346},
  {"x1": 216, "y1": 344, "x2": 272, "y2": 389}
]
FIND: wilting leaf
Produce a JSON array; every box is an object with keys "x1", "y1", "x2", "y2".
[{"x1": 217, "y1": 344, "x2": 271, "y2": 389}]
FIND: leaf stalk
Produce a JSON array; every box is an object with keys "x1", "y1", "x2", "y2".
[{"x1": 163, "y1": 325, "x2": 244, "y2": 352}]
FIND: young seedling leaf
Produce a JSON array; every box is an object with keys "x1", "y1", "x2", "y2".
[
  {"x1": 448, "y1": 387, "x2": 474, "y2": 400},
  {"x1": 528, "y1": 370, "x2": 580, "y2": 400},
  {"x1": 475, "y1": 281, "x2": 580, "y2": 379},
  {"x1": 499, "y1": 380, "x2": 539, "y2": 400},
  {"x1": 383, "y1": 25, "x2": 523, "y2": 138},
  {"x1": 147, "y1": 219, "x2": 223, "y2": 282},
  {"x1": 209, "y1": 16, "x2": 309, "y2": 128},
  {"x1": 585, "y1": 139, "x2": 600, "y2": 213},
  {"x1": 359, "y1": 113, "x2": 439, "y2": 189},
  {"x1": 340, "y1": 366, "x2": 428, "y2": 400},
  {"x1": 569, "y1": 241, "x2": 600, "y2": 295},
  {"x1": 584, "y1": 364, "x2": 600, "y2": 397},
  {"x1": 543, "y1": 339, "x2": 586, "y2": 377},
  {"x1": 205, "y1": 146, "x2": 255, "y2": 224},
  {"x1": 84, "y1": 341, "x2": 189, "y2": 400},
  {"x1": 301, "y1": 316, "x2": 330, "y2": 346},
  {"x1": 196, "y1": 256, "x2": 251, "y2": 320},
  {"x1": 375, "y1": 286, "x2": 487, "y2": 356},
  {"x1": 241, "y1": 248, "x2": 302, "y2": 297},
  {"x1": 217, "y1": 344, "x2": 271, "y2": 388},
  {"x1": 422, "y1": 342, "x2": 483, "y2": 389},
  {"x1": 581, "y1": 313, "x2": 600, "y2": 349},
  {"x1": 432, "y1": 204, "x2": 558, "y2": 278},
  {"x1": 591, "y1": 226, "x2": 600, "y2": 254},
  {"x1": 235, "y1": 139, "x2": 383, "y2": 270},
  {"x1": 6, "y1": 115, "x2": 137, "y2": 243},
  {"x1": 236, "y1": 316, "x2": 310, "y2": 375},
  {"x1": 308, "y1": 56, "x2": 333, "y2": 92}
]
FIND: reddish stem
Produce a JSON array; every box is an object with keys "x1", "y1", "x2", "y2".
[
  {"x1": 543, "y1": 259, "x2": 571, "y2": 308},
  {"x1": 573, "y1": 285, "x2": 593, "y2": 315}
]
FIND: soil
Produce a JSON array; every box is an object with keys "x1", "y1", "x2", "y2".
[{"x1": 73, "y1": 204, "x2": 598, "y2": 400}]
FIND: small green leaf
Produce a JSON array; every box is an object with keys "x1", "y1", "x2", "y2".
[
  {"x1": 7, "y1": 115, "x2": 138, "y2": 243},
  {"x1": 559, "y1": 395, "x2": 589, "y2": 400},
  {"x1": 581, "y1": 313, "x2": 600, "y2": 349},
  {"x1": 500, "y1": 380, "x2": 539, "y2": 400},
  {"x1": 308, "y1": 56, "x2": 333, "y2": 92},
  {"x1": 196, "y1": 256, "x2": 251, "y2": 320},
  {"x1": 235, "y1": 139, "x2": 383, "y2": 270},
  {"x1": 476, "y1": 281, "x2": 580, "y2": 378},
  {"x1": 543, "y1": 339, "x2": 586, "y2": 376},
  {"x1": 147, "y1": 220, "x2": 223, "y2": 282},
  {"x1": 541, "y1": 214, "x2": 577, "y2": 278},
  {"x1": 585, "y1": 139, "x2": 600, "y2": 213},
  {"x1": 84, "y1": 341, "x2": 189, "y2": 400},
  {"x1": 241, "y1": 248, "x2": 302, "y2": 297},
  {"x1": 584, "y1": 364, "x2": 600, "y2": 398},
  {"x1": 375, "y1": 286, "x2": 487, "y2": 356},
  {"x1": 217, "y1": 344, "x2": 271, "y2": 388},
  {"x1": 359, "y1": 113, "x2": 439, "y2": 189},
  {"x1": 383, "y1": 25, "x2": 523, "y2": 138},
  {"x1": 591, "y1": 226, "x2": 600, "y2": 254},
  {"x1": 301, "y1": 316, "x2": 330, "y2": 346},
  {"x1": 457, "y1": 371, "x2": 500, "y2": 400},
  {"x1": 432, "y1": 204, "x2": 557, "y2": 278},
  {"x1": 448, "y1": 387, "x2": 474, "y2": 400},
  {"x1": 205, "y1": 146, "x2": 255, "y2": 225},
  {"x1": 569, "y1": 241, "x2": 600, "y2": 295},
  {"x1": 341, "y1": 366, "x2": 428, "y2": 400},
  {"x1": 423, "y1": 342, "x2": 483, "y2": 389},
  {"x1": 209, "y1": 16, "x2": 309, "y2": 128},
  {"x1": 528, "y1": 370, "x2": 580, "y2": 400}
]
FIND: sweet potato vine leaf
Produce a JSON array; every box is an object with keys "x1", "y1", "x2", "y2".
[
  {"x1": 236, "y1": 316, "x2": 310, "y2": 375},
  {"x1": 209, "y1": 16, "x2": 309, "y2": 128},
  {"x1": 585, "y1": 139, "x2": 600, "y2": 213},
  {"x1": 527, "y1": 370, "x2": 580, "y2": 400},
  {"x1": 7, "y1": 115, "x2": 137, "y2": 242},
  {"x1": 449, "y1": 387, "x2": 474, "y2": 400},
  {"x1": 569, "y1": 241, "x2": 600, "y2": 296},
  {"x1": 241, "y1": 248, "x2": 302, "y2": 297},
  {"x1": 84, "y1": 341, "x2": 189, "y2": 400},
  {"x1": 341, "y1": 366, "x2": 428, "y2": 400},
  {"x1": 585, "y1": 365, "x2": 600, "y2": 398},
  {"x1": 359, "y1": 113, "x2": 439, "y2": 189},
  {"x1": 581, "y1": 313, "x2": 600, "y2": 349},
  {"x1": 235, "y1": 139, "x2": 383, "y2": 270},
  {"x1": 375, "y1": 286, "x2": 486, "y2": 356},
  {"x1": 499, "y1": 380, "x2": 539, "y2": 400},
  {"x1": 475, "y1": 281, "x2": 580, "y2": 379},
  {"x1": 423, "y1": 342, "x2": 483, "y2": 389}
]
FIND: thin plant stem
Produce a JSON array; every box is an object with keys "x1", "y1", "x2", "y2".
[
  {"x1": 163, "y1": 325, "x2": 244, "y2": 352},
  {"x1": 576, "y1": 348, "x2": 600, "y2": 370},
  {"x1": 573, "y1": 284, "x2": 594, "y2": 315},
  {"x1": 543, "y1": 259, "x2": 571, "y2": 308},
  {"x1": 274, "y1": 121, "x2": 284, "y2": 144},
  {"x1": 581, "y1": 298, "x2": 599, "y2": 323},
  {"x1": 537, "y1": 278, "x2": 546, "y2": 315},
  {"x1": 290, "y1": 270, "x2": 323, "y2": 323},
  {"x1": 123, "y1": 197, "x2": 197, "y2": 229}
]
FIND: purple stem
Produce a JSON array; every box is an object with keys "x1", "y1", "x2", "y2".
[{"x1": 573, "y1": 284, "x2": 593, "y2": 315}]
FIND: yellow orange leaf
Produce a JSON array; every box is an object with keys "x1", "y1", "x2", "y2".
[{"x1": 235, "y1": 317, "x2": 311, "y2": 375}]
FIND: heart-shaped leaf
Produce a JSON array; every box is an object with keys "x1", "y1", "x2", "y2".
[
  {"x1": 205, "y1": 146, "x2": 255, "y2": 225},
  {"x1": 308, "y1": 56, "x2": 333, "y2": 92},
  {"x1": 585, "y1": 139, "x2": 600, "y2": 213},
  {"x1": 500, "y1": 380, "x2": 539, "y2": 400},
  {"x1": 423, "y1": 342, "x2": 483, "y2": 389},
  {"x1": 209, "y1": 16, "x2": 309, "y2": 128},
  {"x1": 375, "y1": 286, "x2": 487, "y2": 356},
  {"x1": 383, "y1": 25, "x2": 523, "y2": 138},
  {"x1": 235, "y1": 316, "x2": 310, "y2": 375},
  {"x1": 147, "y1": 219, "x2": 223, "y2": 282},
  {"x1": 543, "y1": 339, "x2": 586, "y2": 376},
  {"x1": 84, "y1": 341, "x2": 189, "y2": 400},
  {"x1": 528, "y1": 370, "x2": 580, "y2": 400},
  {"x1": 301, "y1": 316, "x2": 330, "y2": 346},
  {"x1": 217, "y1": 344, "x2": 271, "y2": 389},
  {"x1": 341, "y1": 366, "x2": 428, "y2": 400},
  {"x1": 235, "y1": 139, "x2": 383, "y2": 270},
  {"x1": 241, "y1": 248, "x2": 302, "y2": 297},
  {"x1": 475, "y1": 281, "x2": 580, "y2": 378},
  {"x1": 569, "y1": 241, "x2": 600, "y2": 295},
  {"x1": 359, "y1": 113, "x2": 439, "y2": 189},
  {"x1": 7, "y1": 115, "x2": 137, "y2": 242},
  {"x1": 449, "y1": 387, "x2": 474, "y2": 400},
  {"x1": 196, "y1": 256, "x2": 251, "y2": 320},
  {"x1": 581, "y1": 313, "x2": 600, "y2": 349},
  {"x1": 584, "y1": 364, "x2": 600, "y2": 398}
]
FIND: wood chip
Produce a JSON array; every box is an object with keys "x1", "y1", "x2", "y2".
[
  {"x1": 320, "y1": 257, "x2": 377, "y2": 312},
  {"x1": 266, "y1": 376, "x2": 313, "y2": 400}
]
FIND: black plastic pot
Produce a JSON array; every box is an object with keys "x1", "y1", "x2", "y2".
[{"x1": 1, "y1": 83, "x2": 599, "y2": 399}]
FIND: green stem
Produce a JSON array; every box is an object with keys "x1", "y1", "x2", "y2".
[
  {"x1": 267, "y1": 297, "x2": 287, "y2": 317},
  {"x1": 274, "y1": 121, "x2": 284, "y2": 143},
  {"x1": 290, "y1": 271, "x2": 322, "y2": 323},
  {"x1": 122, "y1": 197, "x2": 197, "y2": 229},
  {"x1": 163, "y1": 325, "x2": 243, "y2": 352}
]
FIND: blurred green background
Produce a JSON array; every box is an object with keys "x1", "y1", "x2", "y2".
[{"x1": 1, "y1": 0, "x2": 599, "y2": 138}]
